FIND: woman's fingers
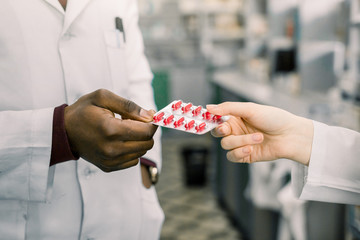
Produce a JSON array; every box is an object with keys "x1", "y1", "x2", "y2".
[
  {"x1": 207, "y1": 102, "x2": 257, "y2": 119},
  {"x1": 211, "y1": 122, "x2": 231, "y2": 137},
  {"x1": 221, "y1": 133, "x2": 264, "y2": 163},
  {"x1": 221, "y1": 133, "x2": 264, "y2": 150},
  {"x1": 226, "y1": 146, "x2": 254, "y2": 163}
]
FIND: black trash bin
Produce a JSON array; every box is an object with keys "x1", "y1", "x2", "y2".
[{"x1": 181, "y1": 146, "x2": 209, "y2": 186}]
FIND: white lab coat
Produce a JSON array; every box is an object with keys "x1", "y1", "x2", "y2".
[
  {"x1": 292, "y1": 121, "x2": 360, "y2": 205},
  {"x1": 0, "y1": 0, "x2": 164, "y2": 239}
]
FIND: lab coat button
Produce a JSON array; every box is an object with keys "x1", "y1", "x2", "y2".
[
  {"x1": 84, "y1": 167, "x2": 97, "y2": 178},
  {"x1": 62, "y1": 32, "x2": 76, "y2": 40},
  {"x1": 84, "y1": 167, "x2": 92, "y2": 177}
]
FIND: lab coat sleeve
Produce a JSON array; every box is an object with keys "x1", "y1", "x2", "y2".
[
  {"x1": 292, "y1": 120, "x2": 360, "y2": 205},
  {"x1": 0, "y1": 108, "x2": 54, "y2": 201},
  {"x1": 124, "y1": 0, "x2": 162, "y2": 171}
]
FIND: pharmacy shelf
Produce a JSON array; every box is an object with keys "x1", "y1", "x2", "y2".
[
  {"x1": 180, "y1": 7, "x2": 243, "y2": 15},
  {"x1": 143, "y1": 39, "x2": 197, "y2": 46},
  {"x1": 208, "y1": 29, "x2": 245, "y2": 41},
  {"x1": 179, "y1": 0, "x2": 244, "y2": 15},
  {"x1": 211, "y1": 69, "x2": 328, "y2": 117}
]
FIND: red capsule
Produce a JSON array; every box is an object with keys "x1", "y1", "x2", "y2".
[
  {"x1": 163, "y1": 115, "x2": 174, "y2": 125},
  {"x1": 182, "y1": 103, "x2": 192, "y2": 113},
  {"x1": 213, "y1": 115, "x2": 222, "y2": 121},
  {"x1": 153, "y1": 112, "x2": 165, "y2": 122},
  {"x1": 202, "y1": 111, "x2": 212, "y2": 120},
  {"x1": 172, "y1": 101, "x2": 182, "y2": 111},
  {"x1": 174, "y1": 117, "x2": 185, "y2": 128},
  {"x1": 185, "y1": 120, "x2": 195, "y2": 130},
  {"x1": 195, "y1": 122, "x2": 206, "y2": 132},
  {"x1": 192, "y1": 106, "x2": 202, "y2": 116}
]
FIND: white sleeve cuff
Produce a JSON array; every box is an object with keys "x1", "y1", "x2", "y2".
[
  {"x1": 0, "y1": 108, "x2": 55, "y2": 201},
  {"x1": 292, "y1": 120, "x2": 360, "y2": 205}
]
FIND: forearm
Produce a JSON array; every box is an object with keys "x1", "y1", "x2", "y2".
[{"x1": 284, "y1": 116, "x2": 314, "y2": 166}]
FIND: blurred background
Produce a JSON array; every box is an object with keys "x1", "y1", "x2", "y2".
[{"x1": 138, "y1": 0, "x2": 360, "y2": 239}]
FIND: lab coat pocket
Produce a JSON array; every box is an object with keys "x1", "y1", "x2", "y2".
[
  {"x1": 0, "y1": 200, "x2": 26, "y2": 240},
  {"x1": 139, "y1": 185, "x2": 165, "y2": 240},
  {"x1": 104, "y1": 30, "x2": 129, "y2": 98}
]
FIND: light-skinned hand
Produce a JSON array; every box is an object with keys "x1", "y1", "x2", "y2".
[{"x1": 207, "y1": 102, "x2": 313, "y2": 166}]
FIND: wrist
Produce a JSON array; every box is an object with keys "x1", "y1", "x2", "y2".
[
  {"x1": 286, "y1": 116, "x2": 314, "y2": 166},
  {"x1": 63, "y1": 105, "x2": 79, "y2": 158},
  {"x1": 50, "y1": 104, "x2": 79, "y2": 166}
]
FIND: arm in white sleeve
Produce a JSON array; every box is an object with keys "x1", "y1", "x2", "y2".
[
  {"x1": 292, "y1": 121, "x2": 360, "y2": 205},
  {"x1": 0, "y1": 108, "x2": 54, "y2": 201},
  {"x1": 124, "y1": 0, "x2": 162, "y2": 171}
]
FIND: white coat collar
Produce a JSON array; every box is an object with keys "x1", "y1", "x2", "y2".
[
  {"x1": 43, "y1": 0, "x2": 93, "y2": 34},
  {"x1": 62, "y1": 0, "x2": 92, "y2": 34},
  {"x1": 43, "y1": 0, "x2": 66, "y2": 14}
]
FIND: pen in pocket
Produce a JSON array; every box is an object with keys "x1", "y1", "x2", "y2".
[{"x1": 115, "y1": 17, "x2": 126, "y2": 43}]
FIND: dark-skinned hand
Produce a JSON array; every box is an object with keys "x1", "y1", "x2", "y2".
[{"x1": 64, "y1": 89, "x2": 158, "y2": 172}]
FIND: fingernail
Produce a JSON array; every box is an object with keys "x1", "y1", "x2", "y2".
[
  {"x1": 226, "y1": 152, "x2": 234, "y2": 162},
  {"x1": 206, "y1": 104, "x2": 217, "y2": 110},
  {"x1": 149, "y1": 109, "x2": 156, "y2": 115},
  {"x1": 242, "y1": 147, "x2": 251, "y2": 154},
  {"x1": 218, "y1": 126, "x2": 225, "y2": 135},
  {"x1": 252, "y1": 133, "x2": 263, "y2": 142},
  {"x1": 140, "y1": 109, "x2": 152, "y2": 119},
  {"x1": 220, "y1": 125, "x2": 230, "y2": 135}
]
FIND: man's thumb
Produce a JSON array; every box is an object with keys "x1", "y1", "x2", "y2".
[{"x1": 92, "y1": 89, "x2": 154, "y2": 122}]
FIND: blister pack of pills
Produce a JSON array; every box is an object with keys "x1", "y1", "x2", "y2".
[{"x1": 152, "y1": 100, "x2": 229, "y2": 135}]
